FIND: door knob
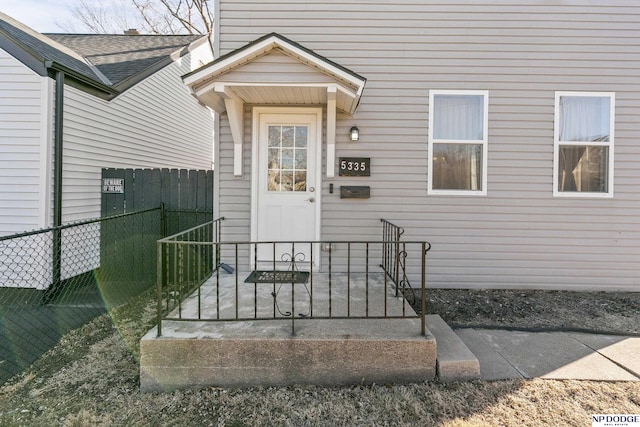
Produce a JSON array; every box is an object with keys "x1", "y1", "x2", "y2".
[{"x1": 306, "y1": 197, "x2": 315, "y2": 203}]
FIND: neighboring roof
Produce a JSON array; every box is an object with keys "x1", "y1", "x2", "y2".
[
  {"x1": 47, "y1": 34, "x2": 206, "y2": 90},
  {"x1": 0, "y1": 12, "x2": 110, "y2": 87},
  {"x1": 183, "y1": 33, "x2": 367, "y2": 115},
  {"x1": 0, "y1": 11, "x2": 209, "y2": 99}
]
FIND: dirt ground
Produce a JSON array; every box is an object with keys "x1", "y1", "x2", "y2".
[
  {"x1": 0, "y1": 289, "x2": 638, "y2": 426},
  {"x1": 425, "y1": 289, "x2": 640, "y2": 335}
]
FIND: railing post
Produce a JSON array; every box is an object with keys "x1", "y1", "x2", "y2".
[
  {"x1": 178, "y1": 243, "x2": 183, "y2": 319},
  {"x1": 156, "y1": 240, "x2": 163, "y2": 337},
  {"x1": 347, "y1": 242, "x2": 351, "y2": 317},
  {"x1": 216, "y1": 242, "x2": 220, "y2": 320},
  {"x1": 365, "y1": 243, "x2": 369, "y2": 318},
  {"x1": 328, "y1": 243, "x2": 332, "y2": 317},
  {"x1": 160, "y1": 202, "x2": 167, "y2": 238},
  {"x1": 310, "y1": 242, "x2": 314, "y2": 318},
  {"x1": 235, "y1": 243, "x2": 239, "y2": 320},
  {"x1": 291, "y1": 242, "x2": 295, "y2": 335},
  {"x1": 421, "y1": 242, "x2": 427, "y2": 336}
]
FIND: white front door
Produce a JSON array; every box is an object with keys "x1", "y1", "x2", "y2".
[{"x1": 252, "y1": 107, "x2": 322, "y2": 269}]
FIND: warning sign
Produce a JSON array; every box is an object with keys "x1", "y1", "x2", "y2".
[{"x1": 102, "y1": 178, "x2": 124, "y2": 194}]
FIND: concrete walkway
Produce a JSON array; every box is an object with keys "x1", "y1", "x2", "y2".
[{"x1": 455, "y1": 328, "x2": 640, "y2": 381}]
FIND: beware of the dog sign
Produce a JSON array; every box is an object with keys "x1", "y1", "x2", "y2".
[{"x1": 102, "y1": 178, "x2": 124, "y2": 194}]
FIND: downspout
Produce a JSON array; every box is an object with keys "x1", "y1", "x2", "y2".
[
  {"x1": 53, "y1": 71, "x2": 64, "y2": 233},
  {"x1": 40, "y1": 61, "x2": 115, "y2": 303},
  {"x1": 44, "y1": 68, "x2": 64, "y2": 303}
]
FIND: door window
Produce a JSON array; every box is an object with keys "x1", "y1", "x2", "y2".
[{"x1": 267, "y1": 125, "x2": 308, "y2": 192}]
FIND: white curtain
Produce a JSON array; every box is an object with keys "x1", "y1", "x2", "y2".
[
  {"x1": 433, "y1": 95, "x2": 484, "y2": 140},
  {"x1": 560, "y1": 96, "x2": 610, "y2": 142}
]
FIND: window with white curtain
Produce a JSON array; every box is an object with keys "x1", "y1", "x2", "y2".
[
  {"x1": 428, "y1": 90, "x2": 488, "y2": 195},
  {"x1": 554, "y1": 92, "x2": 614, "y2": 197}
]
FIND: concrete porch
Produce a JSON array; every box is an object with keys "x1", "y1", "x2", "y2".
[{"x1": 140, "y1": 272, "x2": 444, "y2": 391}]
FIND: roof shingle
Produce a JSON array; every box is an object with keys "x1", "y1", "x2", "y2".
[
  {"x1": 0, "y1": 11, "x2": 209, "y2": 97},
  {"x1": 46, "y1": 34, "x2": 204, "y2": 86}
]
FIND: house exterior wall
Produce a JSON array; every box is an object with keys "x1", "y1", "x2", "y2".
[
  {"x1": 0, "y1": 47, "x2": 51, "y2": 237},
  {"x1": 1, "y1": 42, "x2": 215, "y2": 232},
  {"x1": 215, "y1": 1, "x2": 640, "y2": 291},
  {"x1": 1, "y1": 43, "x2": 214, "y2": 288},
  {"x1": 62, "y1": 43, "x2": 215, "y2": 222}
]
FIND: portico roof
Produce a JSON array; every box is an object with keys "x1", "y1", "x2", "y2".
[
  {"x1": 183, "y1": 33, "x2": 366, "y2": 115},
  {"x1": 183, "y1": 33, "x2": 367, "y2": 178}
]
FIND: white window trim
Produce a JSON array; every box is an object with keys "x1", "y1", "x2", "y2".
[
  {"x1": 428, "y1": 90, "x2": 489, "y2": 196},
  {"x1": 553, "y1": 91, "x2": 615, "y2": 198}
]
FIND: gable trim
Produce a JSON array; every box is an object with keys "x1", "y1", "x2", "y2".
[{"x1": 183, "y1": 33, "x2": 366, "y2": 104}]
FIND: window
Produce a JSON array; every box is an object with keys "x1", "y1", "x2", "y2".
[
  {"x1": 554, "y1": 92, "x2": 614, "y2": 197},
  {"x1": 428, "y1": 90, "x2": 488, "y2": 195},
  {"x1": 267, "y1": 125, "x2": 308, "y2": 192}
]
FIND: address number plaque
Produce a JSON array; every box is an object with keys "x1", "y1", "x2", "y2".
[{"x1": 338, "y1": 157, "x2": 370, "y2": 177}]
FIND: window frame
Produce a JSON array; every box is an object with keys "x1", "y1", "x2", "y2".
[
  {"x1": 553, "y1": 91, "x2": 615, "y2": 198},
  {"x1": 428, "y1": 90, "x2": 489, "y2": 196}
]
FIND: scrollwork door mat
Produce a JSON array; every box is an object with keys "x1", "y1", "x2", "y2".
[{"x1": 244, "y1": 270, "x2": 310, "y2": 284}]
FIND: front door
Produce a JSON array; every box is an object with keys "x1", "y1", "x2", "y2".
[{"x1": 252, "y1": 108, "x2": 321, "y2": 269}]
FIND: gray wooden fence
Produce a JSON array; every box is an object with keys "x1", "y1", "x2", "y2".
[
  {"x1": 99, "y1": 168, "x2": 214, "y2": 300},
  {"x1": 101, "y1": 168, "x2": 213, "y2": 216}
]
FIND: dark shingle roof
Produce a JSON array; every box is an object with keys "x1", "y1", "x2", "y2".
[
  {"x1": 0, "y1": 12, "x2": 106, "y2": 83},
  {"x1": 46, "y1": 34, "x2": 204, "y2": 87},
  {"x1": 0, "y1": 11, "x2": 209, "y2": 98}
]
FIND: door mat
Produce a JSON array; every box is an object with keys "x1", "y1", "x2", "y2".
[{"x1": 244, "y1": 271, "x2": 310, "y2": 284}]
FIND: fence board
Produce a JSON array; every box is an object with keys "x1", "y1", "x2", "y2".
[
  {"x1": 196, "y1": 170, "x2": 207, "y2": 209},
  {"x1": 132, "y1": 169, "x2": 146, "y2": 211},
  {"x1": 205, "y1": 170, "x2": 214, "y2": 209},
  {"x1": 101, "y1": 168, "x2": 213, "y2": 214},
  {"x1": 123, "y1": 169, "x2": 135, "y2": 213},
  {"x1": 147, "y1": 169, "x2": 162, "y2": 209},
  {"x1": 168, "y1": 169, "x2": 180, "y2": 210}
]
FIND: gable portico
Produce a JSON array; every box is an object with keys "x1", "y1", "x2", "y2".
[{"x1": 183, "y1": 33, "x2": 366, "y2": 178}]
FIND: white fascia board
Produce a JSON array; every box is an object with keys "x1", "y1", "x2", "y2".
[
  {"x1": 183, "y1": 38, "x2": 278, "y2": 86},
  {"x1": 184, "y1": 36, "x2": 366, "y2": 95},
  {"x1": 274, "y1": 40, "x2": 366, "y2": 93}
]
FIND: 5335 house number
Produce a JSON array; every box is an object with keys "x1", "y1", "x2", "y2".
[{"x1": 339, "y1": 157, "x2": 370, "y2": 176}]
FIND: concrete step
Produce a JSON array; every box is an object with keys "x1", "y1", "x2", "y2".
[
  {"x1": 425, "y1": 314, "x2": 481, "y2": 382},
  {"x1": 140, "y1": 318, "x2": 436, "y2": 391}
]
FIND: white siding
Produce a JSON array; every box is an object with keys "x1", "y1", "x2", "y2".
[
  {"x1": 0, "y1": 47, "x2": 50, "y2": 237},
  {"x1": 217, "y1": 105, "x2": 252, "y2": 244},
  {"x1": 217, "y1": 1, "x2": 640, "y2": 291},
  {"x1": 61, "y1": 44, "x2": 215, "y2": 221}
]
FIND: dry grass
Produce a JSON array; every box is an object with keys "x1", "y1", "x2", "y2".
[{"x1": 0, "y1": 290, "x2": 638, "y2": 426}]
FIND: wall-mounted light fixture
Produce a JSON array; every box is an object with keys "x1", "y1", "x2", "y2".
[{"x1": 350, "y1": 126, "x2": 360, "y2": 141}]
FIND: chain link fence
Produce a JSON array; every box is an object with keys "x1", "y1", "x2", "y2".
[{"x1": 0, "y1": 207, "x2": 212, "y2": 384}]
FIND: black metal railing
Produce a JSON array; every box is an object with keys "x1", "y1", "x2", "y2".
[
  {"x1": 156, "y1": 219, "x2": 431, "y2": 336},
  {"x1": 156, "y1": 217, "x2": 224, "y2": 325},
  {"x1": 380, "y1": 219, "x2": 431, "y2": 305},
  {"x1": 381, "y1": 219, "x2": 404, "y2": 292}
]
